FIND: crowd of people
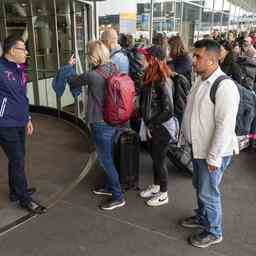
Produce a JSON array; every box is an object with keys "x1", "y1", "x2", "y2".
[{"x1": 1, "y1": 26, "x2": 256, "y2": 248}]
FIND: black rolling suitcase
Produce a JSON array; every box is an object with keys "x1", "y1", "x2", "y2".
[{"x1": 113, "y1": 129, "x2": 140, "y2": 190}]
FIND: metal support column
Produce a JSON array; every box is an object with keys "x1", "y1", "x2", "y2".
[
  {"x1": 180, "y1": 0, "x2": 184, "y2": 36},
  {"x1": 237, "y1": 7, "x2": 241, "y2": 31},
  {"x1": 0, "y1": 0, "x2": 7, "y2": 40},
  {"x1": 83, "y1": 6, "x2": 89, "y2": 69},
  {"x1": 227, "y1": 1, "x2": 232, "y2": 33},
  {"x1": 93, "y1": 0, "x2": 98, "y2": 39},
  {"x1": 70, "y1": 0, "x2": 77, "y2": 53},
  {"x1": 82, "y1": 5, "x2": 89, "y2": 117},
  {"x1": 173, "y1": 0, "x2": 176, "y2": 32},
  {"x1": 70, "y1": 0, "x2": 79, "y2": 119},
  {"x1": 49, "y1": 0, "x2": 61, "y2": 112},
  {"x1": 197, "y1": 2, "x2": 203, "y2": 41},
  {"x1": 210, "y1": 0, "x2": 215, "y2": 32},
  {"x1": 87, "y1": 4, "x2": 93, "y2": 40},
  {"x1": 220, "y1": 0, "x2": 225, "y2": 31},
  {"x1": 28, "y1": 0, "x2": 40, "y2": 105},
  {"x1": 160, "y1": 1, "x2": 163, "y2": 32},
  {"x1": 149, "y1": 0, "x2": 154, "y2": 44},
  {"x1": 233, "y1": 5, "x2": 237, "y2": 30}
]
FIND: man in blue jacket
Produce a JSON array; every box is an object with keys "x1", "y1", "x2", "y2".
[{"x1": 0, "y1": 35, "x2": 46, "y2": 214}]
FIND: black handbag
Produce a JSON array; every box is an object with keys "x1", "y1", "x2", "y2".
[{"x1": 167, "y1": 143, "x2": 193, "y2": 175}]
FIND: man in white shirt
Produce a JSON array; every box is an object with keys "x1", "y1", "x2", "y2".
[{"x1": 180, "y1": 39, "x2": 240, "y2": 248}]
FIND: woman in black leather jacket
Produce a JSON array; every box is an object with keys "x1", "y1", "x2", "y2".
[{"x1": 139, "y1": 46, "x2": 176, "y2": 207}]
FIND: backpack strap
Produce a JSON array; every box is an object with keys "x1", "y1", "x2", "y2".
[
  {"x1": 110, "y1": 48, "x2": 127, "y2": 58},
  {"x1": 95, "y1": 64, "x2": 118, "y2": 79},
  {"x1": 210, "y1": 75, "x2": 231, "y2": 104}
]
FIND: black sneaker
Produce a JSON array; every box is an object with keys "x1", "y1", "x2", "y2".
[
  {"x1": 9, "y1": 187, "x2": 37, "y2": 202},
  {"x1": 100, "y1": 198, "x2": 126, "y2": 210},
  {"x1": 189, "y1": 230, "x2": 223, "y2": 248},
  {"x1": 180, "y1": 216, "x2": 205, "y2": 229},
  {"x1": 20, "y1": 200, "x2": 47, "y2": 214},
  {"x1": 92, "y1": 188, "x2": 112, "y2": 196}
]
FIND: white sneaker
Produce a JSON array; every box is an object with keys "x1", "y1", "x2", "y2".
[
  {"x1": 140, "y1": 184, "x2": 160, "y2": 198},
  {"x1": 146, "y1": 192, "x2": 168, "y2": 207}
]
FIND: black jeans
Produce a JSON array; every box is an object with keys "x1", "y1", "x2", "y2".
[
  {"x1": 148, "y1": 125, "x2": 171, "y2": 192},
  {"x1": 0, "y1": 127, "x2": 31, "y2": 204}
]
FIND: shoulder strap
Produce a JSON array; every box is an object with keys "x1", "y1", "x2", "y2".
[
  {"x1": 95, "y1": 65, "x2": 118, "y2": 79},
  {"x1": 210, "y1": 75, "x2": 231, "y2": 104},
  {"x1": 110, "y1": 48, "x2": 126, "y2": 58},
  {"x1": 95, "y1": 67, "x2": 108, "y2": 79}
]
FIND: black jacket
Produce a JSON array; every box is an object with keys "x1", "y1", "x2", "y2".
[
  {"x1": 140, "y1": 78, "x2": 174, "y2": 129},
  {"x1": 236, "y1": 56, "x2": 256, "y2": 90},
  {"x1": 220, "y1": 51, "x2": 242, "y2": 84},
  {"x1": 167, "y1": 55, "x2": 192, "y2": 84}
]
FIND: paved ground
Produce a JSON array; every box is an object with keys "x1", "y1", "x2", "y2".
[{"x1": 0, "y1": 115, "x2": 255, "y2": 256}]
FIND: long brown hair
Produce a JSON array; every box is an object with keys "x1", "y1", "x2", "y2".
[{"x1": 143, "y1": 55, "x2": 172, "y2": 85}]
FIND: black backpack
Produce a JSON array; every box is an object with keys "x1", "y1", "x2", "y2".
[
  {"x1": 236, "y1": 56, "x2": 256, "y2": 91},
  {"x1": 210, "y1": 75, "x2": 256, "y2": 136},
  {"x1": 171, "y1": 73, "x2": 191, "y2": 125}
]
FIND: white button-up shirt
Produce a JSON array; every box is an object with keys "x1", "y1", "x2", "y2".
[{"x1": 181, "y1": 66, "x2": 240, "y2": 167}]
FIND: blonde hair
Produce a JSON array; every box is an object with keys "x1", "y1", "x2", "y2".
[
  {"x1": 87, "y1": 40, "x2": 110, "y2": 66},
  {"x1": 100, "y1": 28, "x2": 118, "y2": 48}
]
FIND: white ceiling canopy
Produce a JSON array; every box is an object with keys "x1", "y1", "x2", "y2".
[{"x1": 229, "y1": 0, "x2": 256, "y2": 12}]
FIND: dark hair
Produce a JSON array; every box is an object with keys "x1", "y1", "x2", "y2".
[
  {"x1": 152, "y1": 33, "x2": 165, "y2": 46},
  {"x1": 147, "y1": 45, "x2": 166, "y2": 61},
  {"x1": 228, "y1": 30, "x2": 236, "y2": 38},
  {"x1": 219, "y1": 39, "x2": 232, "y2": 51},
  {"x1": 168, "y1": 36, "x2": 188, "y2": 58},
  {"x1": 119, "y1": 33, "x2": 133, "y2": 49},
  {"x1": 3, "y1": 35, "x2": 24, "y2": 55},
  {"x1": 193, "y1": 39, "x2": 220, "y2": 54}
]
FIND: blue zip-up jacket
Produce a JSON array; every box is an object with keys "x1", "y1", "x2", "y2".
[{"x1": 0, "y1": 57, "x2": 29, "y2": 127}]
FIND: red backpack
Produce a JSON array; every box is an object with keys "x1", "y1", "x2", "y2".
[{"x1": 96, "y1": 66, "x2": 135, "y2": 126}]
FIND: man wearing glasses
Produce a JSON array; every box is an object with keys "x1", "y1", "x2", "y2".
[{"x1": 0, "y1": 35, "x2": 46, "y2": 214}]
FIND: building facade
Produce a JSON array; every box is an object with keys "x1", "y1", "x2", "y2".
[{"x1": 137, "y1": 0, "x2": 256, "y2": 46}]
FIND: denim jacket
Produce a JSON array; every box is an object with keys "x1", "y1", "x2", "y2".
[{"x1": 52, "y1": 65, "x2": 81, "y2": 98}]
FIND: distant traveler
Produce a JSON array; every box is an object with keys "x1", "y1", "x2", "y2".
[
  {"x1": 119, "y1": 33, "x2": 134, "y2": 49},
  {"x1": 227, "y1": 30, "x2": 238, "y2": 49},
  {"x1": 167, "y1": 35, "x2": 192, "y2": 83},
  {"x1": 180, "y1": 39, "x2": 239, "y2": 248},
  {"x1": 242, "y1": 37, "x2": 256, "y2": 58},
  {"x1": 101, "y1": 28, "x2": 129, "y2": 74},
  {"x1": 152, "y1": 32, "x2": 169, "y2": 58},
  {"x1": 0, "y1": 35, "x2": 46, "y2": 214},
  {"x1": 212, "y1": 29, "x2": 222, "y2": 42}
]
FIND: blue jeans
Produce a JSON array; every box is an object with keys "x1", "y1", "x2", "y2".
[
  {"x1": 192, "y1": 156, "x2": 232, "y2": 237},
  {"x1": 91, "y1": 122, "x2": 123, "y2": 201}
]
